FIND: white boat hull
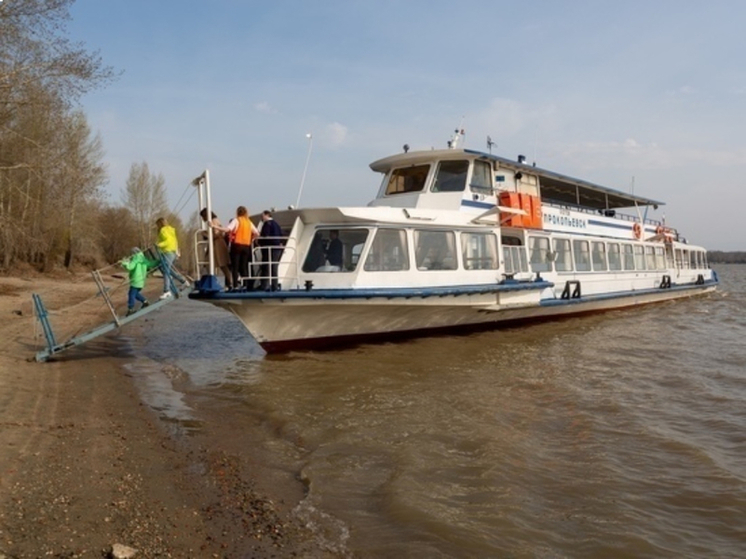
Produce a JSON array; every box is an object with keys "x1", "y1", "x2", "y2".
[{"x1": 204, "y1": 282, "x2": 716, "y2": 352}]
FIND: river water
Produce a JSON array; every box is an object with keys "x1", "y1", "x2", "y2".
[{"x1": 126, "y1": 264, "x2": 746, "y2": 558}]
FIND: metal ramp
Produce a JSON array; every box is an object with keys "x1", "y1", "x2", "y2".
[{"x1": 33, "y1": 253, "x2": 192, "y2": 362}]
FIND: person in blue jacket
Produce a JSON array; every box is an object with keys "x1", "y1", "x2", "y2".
[{"x1": 258, "y1": 210, "x2": 283, "y2": 291}]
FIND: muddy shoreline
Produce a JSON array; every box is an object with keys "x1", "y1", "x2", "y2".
[{"x1": 0, "y1": 274, "x2": 329, "y2": 558}]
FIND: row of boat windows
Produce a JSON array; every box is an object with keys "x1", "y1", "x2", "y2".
[
  {"x1": 302, "y1": 228, "x2": 708, "y2": 274},
  {"x1": 303, "y1": 227, "x2": 499, "y2": 273},
  {"x1": 510, "y1": 236, "x2": 708, "y2": 275},
  {"x1": 384, "y1": 160, "x2": 497, "y2": 196}
]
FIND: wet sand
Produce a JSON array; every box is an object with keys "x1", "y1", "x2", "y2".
[{"x1": 0, "y1": 274, "x2": 325, "y2": 558}]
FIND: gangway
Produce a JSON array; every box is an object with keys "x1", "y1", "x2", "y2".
[{"x1": 33, "y1": 252, "x2": 192, "y2": 362}]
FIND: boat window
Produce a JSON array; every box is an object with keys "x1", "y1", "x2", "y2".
[
  {"x1": 689, "y1": 250, "x2": 697, "y2": 269},
  {"x1": 608, "y1": 243, "x2": 622, "y2": 270},
  {"x1": 462, "y1": 232, "x2": 499, "y2": 270},
  {"x1": 591, "y1": 241, "x2": 607, "y2": 271},
  {"x1": 622, "y1": 244, "x2": 635, "y2": 270},
  {"x1": 414, "y1": 230, "x2": 457, "y2": 271},
  {"x1": 302, "y1": 228, "x2": 370, "y2": 273},
  {"x1": 364, "y1": 229, "x2": 410, "y2": 272},
  {"x1": 385, "y1": 164, "x2": 430, "y2": 195},
  {"x1": 431, "y1": 160, "x2": 468, "y2": 193},
  {"x1": 682, "y1": 249, "x2": 690, "y2": 269},
  {"x1": 634, "y1": 245, "x2": 646, "y2": 270},
  {"x1": 501, "y1": 235, "x2": 523, "y2": 246},
  {"x1": 553, "y1": 238, "x2": 573, "y2": 272},
  {"x1": 645, "y1": 246, "x2": 656, "y2": 270},
  {"x1": 470, "y1": 160, "x2": 493, "y2": 194},
  {"x1": 503, "y1": 245, "x2": 528, "y2": 275},
  {"x1": 573, "y1": 240, "x2": 591, "y2": 272},
  {"x1": 655, "y1": 247, "x2": 666, "y2": 270},
  {"x1": 529, "y1": 236, "x2": 552, "y2": 272},
  {"x1": 666, "y1": 244, "x2": 675, "y2": 268}
]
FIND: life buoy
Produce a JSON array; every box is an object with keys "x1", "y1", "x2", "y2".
[
  {"x1": 655, "y1": 225, "x2": 665, "y2": 236},
  {"x1": 632, "y1": 222, "x2": 642, "y2": 239}
]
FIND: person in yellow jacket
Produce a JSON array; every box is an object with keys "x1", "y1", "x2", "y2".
[{"x1": 155, "y1": 217, "x2": 185, "y2": 299}]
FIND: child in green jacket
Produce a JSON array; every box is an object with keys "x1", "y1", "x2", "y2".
[{"x1": 122, "y1": 248, "x2": 158, "y2": 316}]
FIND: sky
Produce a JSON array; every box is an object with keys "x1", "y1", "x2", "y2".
[{"x1": 67, "y1": 0, "x2": 746, "y2": 250}]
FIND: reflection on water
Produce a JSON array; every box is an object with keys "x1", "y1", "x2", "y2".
[{"x1": 126, "y1": 266, "x2": 746, "y2": 558}]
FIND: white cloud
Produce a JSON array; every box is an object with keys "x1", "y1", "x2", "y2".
[
  {"x1": 323, "y1": 122, "x2": 349, "y2": 148},
  {"x1": 666, "y1": 85, "x2": 695, "y2": 97},
  {"x1": 254, "y1": 101, "x2": 277, "y2": 114},
  {"x1": 553, "y1": 139, "x2": 746, "y2": 171}
]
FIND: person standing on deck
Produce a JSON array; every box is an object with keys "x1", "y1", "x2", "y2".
[
  {"x1": 259, "y1": 210, "x2": 283, "y2": 291},
  {"x1": 212, "y1": 206, "x2": 259, "y2": 290},
  {"x1": 155, "y1": 217, "x2": 185, "y2": 299},
  {"x1": 200, "y1": 208, "x2": 233, "y2": 290}
]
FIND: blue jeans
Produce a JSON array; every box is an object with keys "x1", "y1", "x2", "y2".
[
  {"x1": 161, "y1": 251, "x2": 185, "y2": 292},
  {"x1": 127, "y1": 286, "x2": 147, "y2": 309}
]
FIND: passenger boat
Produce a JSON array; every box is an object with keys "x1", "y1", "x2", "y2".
[{"x1": 189, "y1": 131, "x2": 718, "y2": 353}]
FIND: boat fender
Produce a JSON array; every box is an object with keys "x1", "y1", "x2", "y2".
[{"x1": 632, "y1": 223, "x2": 642, "y2": 239}]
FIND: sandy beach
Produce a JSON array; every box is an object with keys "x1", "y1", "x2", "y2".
[{"x1": 0, "y1": 273, "x2": 326, "y2": 558}]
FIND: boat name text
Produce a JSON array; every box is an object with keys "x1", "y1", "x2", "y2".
[{"x1": 542, "y1": 212, "x2": 588, "y2": 229}]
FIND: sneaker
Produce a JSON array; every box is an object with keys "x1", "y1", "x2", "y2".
[
  {"x1": 126, "y1": 308, "x2": 136, "y2": 317},
  {"x1": 141, "y1": 300, "x2": 150, "y2": 308},
  {"x1": 159, "y1": 292, "x2": 172, "y2": 300}
]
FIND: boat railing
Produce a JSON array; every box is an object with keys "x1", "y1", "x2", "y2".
[
  {"x1": 193, "y1": 232, "x2": 299, "y2": 290},
  {"x1": 240, "y1": 237, "x2": 297, "y2": 290},
  {"x1": 543, "y1": 200, "x2": 671, "y2": 229},
  {"x1": 193, "y1": 231, "x2": 212, "y2": 278}
]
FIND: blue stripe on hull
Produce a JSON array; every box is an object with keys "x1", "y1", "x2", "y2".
[
  {"x1": 190, "y1": 277, "x2": 716, "y2": 304},
  {"x1": 190, "y1": 279, "x2": 554, "y2": 301}
]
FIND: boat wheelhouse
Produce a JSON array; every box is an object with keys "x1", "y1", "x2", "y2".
[{"x1": 189, "y1": 138, "x2": 717, "y2": 352}]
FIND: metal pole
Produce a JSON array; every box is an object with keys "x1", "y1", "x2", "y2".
[
  {"x1": 203, "y1": 169, "x2": 215, "y2": 276},
  {"x1": 295, "y1": 133, "x2": 313, "y2": 208},
  {"x1": 92, "y1": 270, "x2": 120, "y2": 325}
]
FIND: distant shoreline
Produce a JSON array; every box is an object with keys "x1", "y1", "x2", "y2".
[{"x1": 709, "y1": 252, "x2": 746, "y2": 264}]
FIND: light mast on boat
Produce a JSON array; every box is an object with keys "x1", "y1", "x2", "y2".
[
  {"x1": 447, "y1": 128, "x2": 465, "y2": 149},
  {"x1": 295, "y1": 133, "x2": 314, "y2": 209}
]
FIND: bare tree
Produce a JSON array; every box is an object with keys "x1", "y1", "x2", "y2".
[
  {"x1": 98, "y1": 205, "x2": 138, "y2": 264},
  {"x1": 122, "y1": 162, "x2": 169, "y2": 249},
  {"x1": 0, "y1": 0, "x2": 115, "y2": 271},
  {"x1": 54, "y1": 111, "x2": 107, "y2": 268}
]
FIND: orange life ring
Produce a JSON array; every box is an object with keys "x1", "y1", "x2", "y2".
[
  {"x1": 632, "y1": 222, "x2": 642, "y2": 239},
  {"x1": 655, "y1": 225, "x2": 665, "y2": 236}
]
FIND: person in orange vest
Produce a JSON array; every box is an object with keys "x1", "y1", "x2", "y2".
[{"x1": 213, "y1": 206, "x2": 259, "y2": 290}]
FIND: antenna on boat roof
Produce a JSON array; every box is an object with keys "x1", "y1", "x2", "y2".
[
  {"x1": 487, "y1": 135, "x2": 496, "y2": 154},
  {"x1": 447, "y1": 117, "x2": 465, "y2": 149},
  {"x1": 295, "y1": 133, "x2": 314, "y2": 208},
  {"x1": 448, "y1": 128, "x2": 465, "y2": 149}
]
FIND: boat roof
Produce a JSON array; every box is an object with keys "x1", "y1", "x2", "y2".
[{"x1": 370, "y1": 148, "x2": 664, "y2": 210}]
